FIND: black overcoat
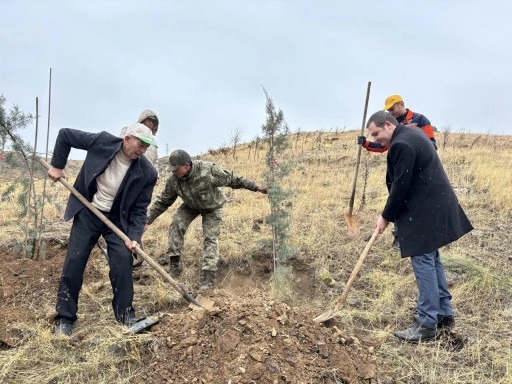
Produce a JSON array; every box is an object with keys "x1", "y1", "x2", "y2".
[
  {"x1": 50, "y1": 128, "x2": 157, "y2": 243},
  {"x1": 382, "y1": 125, "x2": 473, "y2": 257}
]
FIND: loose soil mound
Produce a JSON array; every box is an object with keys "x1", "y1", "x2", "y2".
[
  {"x1": 0, "y1": 244, "x2": 381, "y2": 383},
  {"x1": 135, "y1": 290, "x2": 379, "y2": 383}
]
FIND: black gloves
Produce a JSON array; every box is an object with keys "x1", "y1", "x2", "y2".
[{"x1": 357, "y1": 136, "x2": 366, "y2": 145}]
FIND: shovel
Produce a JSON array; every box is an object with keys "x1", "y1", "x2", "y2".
[
  {"x1": 37, "y1": 158, "x2": 212, "y2": 310},
  {"x1": 313, "y1": 229, "x2": 379, "y2": 323},
  {"x1": 345, "y1": 81, "x2": 372, "y2": 236},
  {"x1": 125, "y1": 316, "x2": 161, "y2": 334}
]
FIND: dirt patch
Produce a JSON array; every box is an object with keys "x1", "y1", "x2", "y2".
[
  {"x1": 0, "y1": 247, "x2": 61, "y2": 346},
  {"x1": 0, "y1": 245, "x2": 383, "y2": 383},
  {"x1": 134, "y1": 289, "x2": 380, "y2": 383},
  {"x1": 217, "y1": 255, "x2": 321, "y2": 306},
  {"x1": 0, "y1": 243, "x2": 104, "y2": 347}
]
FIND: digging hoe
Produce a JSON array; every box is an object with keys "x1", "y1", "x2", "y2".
[{"x1": 313, "y1": 229, "x2": 379, "y2": 323}]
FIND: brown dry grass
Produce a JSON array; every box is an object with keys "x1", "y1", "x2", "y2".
[{"x1": 1, "y1": 130, "x2": 512, "y2": 383}]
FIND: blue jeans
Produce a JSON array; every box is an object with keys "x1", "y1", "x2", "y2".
[{"x1": 410, "y1": 250, "x2": 453, "y2": 329}]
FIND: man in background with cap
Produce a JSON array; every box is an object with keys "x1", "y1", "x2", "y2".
[
  {"x1": 145, "y1": 149, "x2": 268, "y2": 290},
  {"x1": 120, "y1": 109, "x2": 160, "y2": 164},
  {"x1": 48, "y1": 124, "x2": 158, "y2": 336},
  {"x1": 358, "y1": 95, "x2": 437, "y2": 152},
  {"x1": 120, "y1": 109, "x2": 160, "y2": 268}
]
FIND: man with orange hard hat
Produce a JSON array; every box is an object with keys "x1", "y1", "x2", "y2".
[{"x1": 358, "y1": 94, "x2": 437, "y2": 152}]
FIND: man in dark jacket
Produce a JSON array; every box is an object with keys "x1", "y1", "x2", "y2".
[
  {"x1": 48, "y1": 124, "x2": 158, "y2": 336},
  {"x1": 358, "y1": 95, "x2": 437, "y2": 250},
  {"x1": 367, "y1": 111, "x2": 473, "y2": 343}
]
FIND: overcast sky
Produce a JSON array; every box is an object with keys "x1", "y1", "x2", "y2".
[{"x1": 1, "y1": 0, "x2": 511, "y2": 160}]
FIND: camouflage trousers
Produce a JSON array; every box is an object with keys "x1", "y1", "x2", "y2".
[{"x1": 166, "y1": 204, "x2": 222, "y2": 271}]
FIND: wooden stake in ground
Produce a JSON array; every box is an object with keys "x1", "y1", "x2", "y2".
[
  {"x1": 313, "y1": 229, "x2": 379, "y2": 323},
  {"x1": 36, "y1": 67, "x2": 53, "y2": 260},
  {"x1": 345, "y1": 81, "x2": 371, "y2": 236}
]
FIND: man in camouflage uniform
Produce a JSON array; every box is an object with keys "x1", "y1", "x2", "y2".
[{"x1": 146, "y1": 149, "x2": 267, "y2": 290}]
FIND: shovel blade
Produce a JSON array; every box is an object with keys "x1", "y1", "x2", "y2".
[
  {"x1": 188, "y1": 294, "x2": 215, "y2": 311},
  {"x1": 125, "y1": 317, "x2": 161, "y2": 334},
  {"x1": 313, "y1": 308, "x2": 339, "y2": 323},
  {"x1": 345, "y1": 213, "x2": 360, "y2": 236}
]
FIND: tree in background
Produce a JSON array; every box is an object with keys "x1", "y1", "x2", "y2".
[
  {"x1": 0, "y1": 95, "x2": 34, "y2": 164},
  {"x1": 260, "y1": 87, "x2": 295, "y2": 300},
  {"x1": 230, "y1": 127, "x2": 243, "y2": 159}
]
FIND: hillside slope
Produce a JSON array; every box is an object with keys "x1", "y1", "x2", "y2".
[{"x1": 1, "y1": 130, "x2": 511, "y2": 383}]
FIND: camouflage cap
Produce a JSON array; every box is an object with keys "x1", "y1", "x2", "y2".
[{"x1": 169, "y1": 149, "x2": 191, "y2": 171}]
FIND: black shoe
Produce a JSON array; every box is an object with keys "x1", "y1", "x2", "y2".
[
  {"x1": 437, "y1": 315, "x2": 455, "y2": 329},
  {"x1": 120, "y1": 314, "x2": 143, "y2": 327},
  {"x1": 394, "y1": 322, "x2": 436, "y2": 343},
  {"x1": 170, "y1": 257, "x2": 182, "y2": 278},
  {"x1": 55, "y1": 322, "x2": 73, "y2": 336},
  {"x1": 199, "y1": 270, "x2": 216, "y2": 291},
  {"x1": 118, "y1": 309, "x2": 142, "y2": 327}
]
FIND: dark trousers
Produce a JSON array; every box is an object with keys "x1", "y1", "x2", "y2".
[{"x1": 54, "y1": 207, "x2": 134, "y2": 324}]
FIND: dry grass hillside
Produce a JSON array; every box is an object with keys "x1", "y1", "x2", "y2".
[{"x1": 1, "y1": 129, "x2": 512, "y2": 383}]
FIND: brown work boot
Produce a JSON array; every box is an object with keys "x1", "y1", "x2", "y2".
[{"x1": 199, "y1": 270, "x2": 216, "y2": 291}]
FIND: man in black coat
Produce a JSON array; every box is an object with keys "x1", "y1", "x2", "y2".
[
  {"x1": 367, "y1": 111, "x2": 473, "y2": 343},
  {"x1": 48, "y1": 123, "x2": 158, "y2": 336}
]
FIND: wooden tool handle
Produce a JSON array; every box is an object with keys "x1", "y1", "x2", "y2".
[
  {"x1": 347, "y1": 81, "x2": 372, "y2": 216},
  {"x1": 334, "y1": 229, "x2": 379, "y2": 308}
]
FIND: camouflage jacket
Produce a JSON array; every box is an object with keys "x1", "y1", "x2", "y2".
[{"x1": 146, "y1": 160, "x2": 258, "y2": 224}]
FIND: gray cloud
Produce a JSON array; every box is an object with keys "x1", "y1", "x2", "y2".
[{"x1": 1, "y1": 0, "x2": 511, "y2": 159}]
